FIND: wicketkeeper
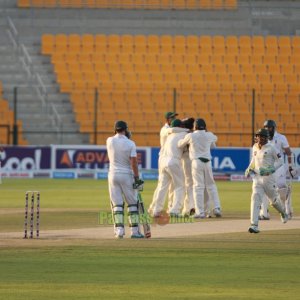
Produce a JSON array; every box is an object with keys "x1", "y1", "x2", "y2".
[
  {"x1": 260, "y1": 120, "x2": 296, "y2": 220},
  {"x1": 245, "y1": 128, "x2": 288, "y2": 233}
]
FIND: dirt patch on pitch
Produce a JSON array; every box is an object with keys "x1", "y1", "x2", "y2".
[{"x1": 0, "y1": 217, "x2": 299, "y2": 247}]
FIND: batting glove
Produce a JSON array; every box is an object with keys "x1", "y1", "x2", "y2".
[
  {"x1": 289, "y1": 166, "x2": 297, "y2": 178},
  {"x1": 133, "y1": 177, "x2": 144, "y2": 190}
]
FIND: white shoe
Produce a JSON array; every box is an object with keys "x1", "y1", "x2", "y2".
[
  {"x1": 114, "y1": 228, "x2": 125, "y2": 239},
  {"x1": 248, "y1": 225, "x2": 260, "y2": 233},
  {"x1": 280, "y1": 213, "x2": 289, "y2": 224},
  {"x1": 213, "y1": 208, "x2": 222, "y2": 218},
  {"x1": 287, "y1": 213, "x2": 293, "y2": 220},
  {"x1": 194, "y1": 213, "x2": 206, "y2": 219}
]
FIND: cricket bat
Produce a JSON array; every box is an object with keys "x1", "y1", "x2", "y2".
[{"x1": 137, "y1": 192, "x2": 151, "y2": 238}]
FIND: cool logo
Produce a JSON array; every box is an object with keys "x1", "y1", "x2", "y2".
[{"x1": 2, "y1": 150, "x2": 42, "y2": 171}]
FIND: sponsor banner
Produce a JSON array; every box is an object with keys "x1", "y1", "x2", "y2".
[
  {"x1": 151, "y1": 147, "x2": 250, "y2": 173},
  {"x1": 52, "y1": 171, "x2": 76, "y2": 179},
  {"x1": 33, "y1": 172, "x2": 51, "y2": 178},
  {"x1": 231, "y1": 174, "x2": 252, "y2": 182},
  {"x1": 142, "y1": 171, "x2": 158, "y2": 180},
  {"x1": 52, "y1": 145, "x2": 151, "y2": 170},
  {"x1": 0, "y1": 172, "x2": 33, "y2": 178},
  {"x1": 77, "y1": 172, "x2": 95, "y2": 179},
  {"x1": 151, "y1": 148, "x2": 160, "y2": 169},
  {"x1": 96, "y1": 172, "x2": 108, "y2": 179},
  {"x1": 291, "y1": 148, "x2": 300, "y2": 168},
  {"x1": 214, "y1": 174, "x2": 230, "y2": 181},
  {"x1": 0, "y1": 146, "x2": 51, "y2": 171}
]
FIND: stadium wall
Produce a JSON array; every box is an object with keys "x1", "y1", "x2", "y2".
[{"x1": 1, "y1": 145, "x2": 299, "y2": 180}]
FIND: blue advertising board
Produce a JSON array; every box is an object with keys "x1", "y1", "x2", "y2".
[
  {"x1": 0, "y1": 146, "x2": 51, "y2": 171},
  {"x1": 151, "y1": 147, "x2": 250, "y2": 173}
]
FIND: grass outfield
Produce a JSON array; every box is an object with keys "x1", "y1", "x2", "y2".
[{"x1": 0, "y1": 179, "x2": 300, "y2": 299}]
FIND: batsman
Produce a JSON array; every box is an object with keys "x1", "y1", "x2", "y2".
[{"x1": 106, "y1": 121, "x2": 145, "y2": 239}]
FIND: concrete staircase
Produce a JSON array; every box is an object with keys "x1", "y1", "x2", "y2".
[{"x1": 0, "y1": 17, "x2": 89, "y2": 145}]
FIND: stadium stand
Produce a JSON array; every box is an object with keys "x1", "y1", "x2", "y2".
[
  {"x1": 0, "y1": 81, "x2": 27, "y2": 145},
  {"x1": 0, "y1": 0, "x2": 298, "y2": 146},
  {"x1": 42, "y1": 34, "x2": 300, "y2": 146},
  {"x1": 18, "y1": 0, "x2": 238, "y2": 10}
]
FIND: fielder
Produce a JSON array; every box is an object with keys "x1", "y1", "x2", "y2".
[
  {"x1": 181, "y1": 117, "x2": 195, "y2": 216},
  {"x1": 148, "y1": 112, "x2": 178, "y2": 216},
  {"x1": 149, "y1": 119, "x2": 188, "y2": 216},
  {"x1": 259, "y1": 120, "x2": 296, "y2": 220},
  {"x1": 178, "y1": 119, "x2": 222, "y2": 218},
  {"x1": 106, "y1": 121, "x2": 144, "y2": 239},
  {"x1": 245, "y1": 128, "x2": 288, "y2": 234}
]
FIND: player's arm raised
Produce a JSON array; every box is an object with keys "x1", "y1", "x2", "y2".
[{"x1": 178, "y1": 132, "x2": 191, "y2": 148}]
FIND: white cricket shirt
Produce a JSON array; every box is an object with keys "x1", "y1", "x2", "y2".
[
  {"x1": 106, "y1": 133, "x2": 137, "y2": 174},
  {"x1": 250, "y1": 143, "x2": 282, "y2": 172},
  {"x1": 269, "y1": 131, "x2": 289, "y2": 158},
  {"x1": 178, "y1": 130, "x2": 217, "y2": 160},
  {"x1": 159, "y1": 123, "x2": 170, "y2": 156},
  {"x1": 164, "y1": 128, "x2": 189, "y2": 159}
]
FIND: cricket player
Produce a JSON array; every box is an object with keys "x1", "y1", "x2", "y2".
[
  {"x1": 150, "y1": 119, "x2": 188, "y2": 216},
  {"x1": 259, "y1": 120, "x2": 296, "y2": 220},
  {"x1": 106, "y1": 120, "x2": 144, "y2": 239},
  {"x1": 181, "y1": 117, "x2": 195, "y2": 216},
  {"x1": 178, "y1": 118, "x2": 222, "y2": 218},
  {"x1": 245, "y1": 128, "x2": 288, "y2": 234},
  {"x1": 148, "y1": 111, "x2": 178, "y2": 216}
]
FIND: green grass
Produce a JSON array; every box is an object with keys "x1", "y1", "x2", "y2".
[{"x1": 0, "y1": 179, "x2": 300, "y2": 299}]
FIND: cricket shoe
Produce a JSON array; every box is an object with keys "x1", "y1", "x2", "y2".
[
  {"x1": 213, "y1": 208, "x2": 222, "y2": 218},
  {"x1": 280, "y1": 213, "x2": 289, "y2": 224},
  {"x1": 194, "y1": 213, "x2": 206, "y2": 219},
  {"x1": 287, "y1": 213, "x2": 293, "y2": 220},
  {"x1": 259, "y1": 215, "x2": 270, "y2": 220},
  {"x1": 248, "y1": 225, "x2": 260, "y2": 234},
  {"x1": 131, "y1": 232, "x2": 145, "y2": 239}
]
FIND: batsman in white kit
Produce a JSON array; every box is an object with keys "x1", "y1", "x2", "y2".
[
  {"x1": 106, "y1": 121, "x2": 145, "y2": 239},
  {"x1": 245, "y1": 128, "x2": 289, "y2": 234}
]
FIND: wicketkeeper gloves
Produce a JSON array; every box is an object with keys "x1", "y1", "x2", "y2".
[{"x1": 259, "y1": 166, "x2": 275, "y2": 176}]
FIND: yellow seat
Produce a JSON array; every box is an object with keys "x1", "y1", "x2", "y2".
[
  {"x1": 18, "y1": 0, "x2": 30, "y2": 8},
  {"x1": 41, "y1": 34, "x2": 55, "y2": 54}
]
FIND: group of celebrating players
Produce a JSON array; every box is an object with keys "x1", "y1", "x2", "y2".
[{"x1": 106, "y1": 112, "x2": 297, "y2": 238}]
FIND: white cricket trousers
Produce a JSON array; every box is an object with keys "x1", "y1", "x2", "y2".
[
  {"x1": 260, "y1": 165, "x2": 292, "y2": 216},
  {"x1": 151, "y1": 157, "x2": 185, "y2": 214},
  {"x1": 182, "y1": 154, "x2": 194, "y2": 214},
  {"x1": 108, "y1": 173, "x2": 139, "y2": 235},
  {"x1": 251, "y1": 173, "x2": 285, "y2": 226},
  {"x1": 191, "y1": 159, "x2": 221, "y2": 216}
]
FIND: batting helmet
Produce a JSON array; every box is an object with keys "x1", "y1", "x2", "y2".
[
  {"x1": 114, "y1": 120, "x2": 128, "y2": 131},
  {"x1": 195, "y1": 118, "x2": 206, "y2": 130},
  {"x1": 264, "y1": 120, "x2": 276, "y2": 128},
  {"x1": 255, "y1": 128, "x2": 269, "y2": 137}
]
